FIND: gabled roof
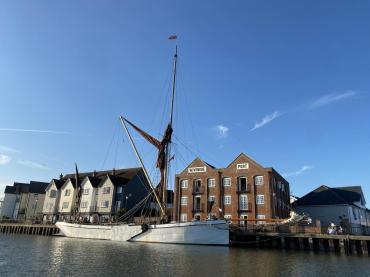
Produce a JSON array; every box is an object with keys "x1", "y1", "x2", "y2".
[
  {"x1": 104, "y1": 175, "x2": 131, "y2": 187},
  {"x1": 225, "y1": 152, "x2": 265, "y2": 170},
  {"x1": 294, "y1": 185, "x2": 365, "y2": 207},
  {"x1": 86, "y1": 176, "x2": 101, "y2": 188},
  {"x1": 178, "y1": 157, "x2": 217, "y2": 175},
  {"x1": 61, "y1": 177, "x2": 77, "y2": 190},
  {"x1": 52, "y1": 179, "x2": 65, "y2": 190}
]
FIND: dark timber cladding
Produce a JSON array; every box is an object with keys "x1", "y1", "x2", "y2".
[{"x1": 174, "y1": 153, "x2": 290, "y2": 222}]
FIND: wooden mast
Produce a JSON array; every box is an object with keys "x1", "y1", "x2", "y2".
[
  {"x1": 119, "y1": 116, "x2": 165, "y2": 216},
  {"x1": 163, "y1": 44, "x2": 178, "y2": 214}
]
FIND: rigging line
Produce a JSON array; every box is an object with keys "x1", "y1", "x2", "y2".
[
  {"x1": 100, "y1": 123, "x2": 119, "y2": 170},
  {"x1": 173, "y1": 135, "x2": 220, "y2": 166},
  {"x1": 177, "y1": 60, "x2": 200, "y2": 155},
  {"x1": 118, "y1": 191, "x2": 153, "y2": 221},
  {"x1": 113, "y1": 129, "x2": 120, "y2": 169}
]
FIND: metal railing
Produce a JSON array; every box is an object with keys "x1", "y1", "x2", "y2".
[
  {"x1": 192, "y1": 187, "x2": 204, "y2": 194},
  {"x1": 237, "y1": 184, "x2": 251, "y2": 193}
]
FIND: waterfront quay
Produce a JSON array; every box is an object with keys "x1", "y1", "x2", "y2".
[
  {"x1": 231, "y1": 230, "x2": 370, "y2": 256},
  {"x1": 2, "y1": 220, "x2": 370, "y2": 256},
  {"x1": 0, "y1": 222, "x2": 58, "y2": 236}
]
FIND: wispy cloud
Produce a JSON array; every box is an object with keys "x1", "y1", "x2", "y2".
[
  {"x1": 310, "y1": 90, "x2": 357, "y2": 109},
  {"x1": 17, "y1": 160, "x2": 49, "y2": 170},
  {"x1": 283, "y1": 165, "x2": 313, "y2": 177},
  {"x1": 250, "y1": 111, "x2": 283, "y2": 131},
  {"x1": 215, "y1": 125, "x2": 229, "y2": 138},
  {"x1": 0, "y1": 154, "x2": 12, "y2": 165},
  {"x1": 0, "y1": 128, "x2": 70, "y2": 135},
  {"x1": 0, "y1": 145, "x2": 21, "y2": 154}
]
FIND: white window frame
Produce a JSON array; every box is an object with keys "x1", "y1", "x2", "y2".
[
  {"x1": 49, "y1": 189, "x2": 57, "y2": 198},
  {"x1": 101, "y1": 200, "x2": 109, "y2": 208},
  {"x1": 224, "y1": 195, "x2": 232, "y2": 205},
  {"x1": 64, "y1": 189, "x2": 71, "y2": 196},
  {"x1": 208, "y1": 195, "x2": 216, "y2": 203},
  {"x1": 255, "y1": 176, "x2": 264, "y2": 186},
  {"x1": 102, "y1": 187, "x2": 111, "y2": 194},
  {"x1": 81, "y1": 201, "x2": 88, "y2": 208},
  {"x1": 180, "y1": 213, "x2": 187, "y2": 222},
  {"x1": 62, "y1": 202, "x2": 69, "y2": 209},
  {"x1": 207, "y1": 178, "x2": 216, "y2": 187},
  {"x1": 257, "y1": 214, "x2": 266, "y2": 224},
  {"x1": 223, "y1": 177, "x2": 231, "y2": 187},
  {"x1": 239, "y1": 195, "x2": 248, "y2": 210},
  {"x1": 224, "y1": 214, "x2": 232, "y2": 220},
  {"x1": 180, "y1": 196, "x2": 188, "y2": 206},
  {"x1": 180, "y1": 180, "x2": 188, "y2": 189},
  {"x1": 240, "y1": 214, "x2": 248, "y2": 226},
  {"x1": 115, "y1": 201, "x2": 121, "y2": 209},
  {"x1": 256, "y1": 195, "x2": 265, "y2": 205},
  {"x1": 82, "y1": 188, "x2": 90, "y2": 195}
]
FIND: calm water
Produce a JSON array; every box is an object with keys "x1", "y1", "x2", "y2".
[{"x1": 1, "y1": 234, "x2": 370, "y2": 277}]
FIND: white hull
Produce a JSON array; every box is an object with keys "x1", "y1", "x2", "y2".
[{"x1": 56, "y1": 220, "x2": 229, "y2": 246}]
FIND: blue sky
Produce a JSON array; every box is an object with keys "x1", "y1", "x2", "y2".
[{"x1": 0, "y1": 1, "x2": 369, "y2": 201}]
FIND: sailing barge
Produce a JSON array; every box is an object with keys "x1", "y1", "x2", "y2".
[{"x1": 57, "y1": 41, "x2": 230, "y2": 246}]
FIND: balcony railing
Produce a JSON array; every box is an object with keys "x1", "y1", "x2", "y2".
[
  {"x1": 237, "y1": 183, "x2": 251, "y2": 193},
  {"x1": 192, "y1": 187, "x2": 204, "y2": 194},
  {"x1": 192, "y1": 203, "x2": 205, "y2": 213},
  {"x1": 238, "y1": 202, "x2": 252, "y2": 213}
]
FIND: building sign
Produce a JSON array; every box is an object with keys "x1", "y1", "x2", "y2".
[
  {"x1": 188, "y1": 166, "x2": 206, "y2": 174},
  {"x1": 237, "y1": 163, "x2": 249, "y2": 170}
]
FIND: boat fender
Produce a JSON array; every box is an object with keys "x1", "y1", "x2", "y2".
[{"x1": 141, "y1": 224, "x2": 149, "y2": 233}]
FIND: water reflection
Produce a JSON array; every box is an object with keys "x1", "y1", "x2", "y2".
[{"x1": 1, "y1": 235, "x2": 370, "y2": 277}]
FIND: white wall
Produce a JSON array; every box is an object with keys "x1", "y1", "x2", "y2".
[
  {"x1": 294, "y1": 205, "x2": 349, "y2": 225},
  {"x1": 0, "y1": 193, "x2": 16, "y2": 218},
  {"x1": 79, "y1": 178, "x2": 98, "y2": 213},
  {"x1": 58, "y1": 180, "x2": 76, "y2": 214},
  {"x1": 42, "y1": 181, "x2": 61, "y2": 214}
]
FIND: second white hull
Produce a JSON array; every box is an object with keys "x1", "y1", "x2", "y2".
[{"x1": 56, "y1": 220, "x2": 229, "y2": 245}]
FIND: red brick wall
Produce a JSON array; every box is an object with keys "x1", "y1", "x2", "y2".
[{"x1": 173, "y1": 154, "x2": 290, "y2": 222}]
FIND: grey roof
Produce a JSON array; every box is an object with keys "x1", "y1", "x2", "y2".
[
  {"x1": 86, "y1": 176, "x2": 101, "y2": 188},
  {"x1": 61, "y1": 167, "x2": 144, "y2": 189},
  {"x1": 294, "y1": 185, "x2": 364, "y2": 207},
  {"x1": 51, "y1": 179, "x2": 65, "y2": 190},
  {"x1": 14, "y1": 182, "x2": 30, "y2": 194},
  {"x1": 29, "y1": 181, "x2": 49, "y2": 194},
  {"x1": 5, "y1": 186, "x2": 16, "y2": 194}
]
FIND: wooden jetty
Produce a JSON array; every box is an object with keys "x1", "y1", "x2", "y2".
[
  {"x1": 231, "y1": 230, "x2": 370, "y2": 256},
  {"x1": 0, "y1": 223, "x2": 59, "y2": 236}
]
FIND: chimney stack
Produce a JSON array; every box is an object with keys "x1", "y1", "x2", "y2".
[
  {"x1": 112, "y1": 168, "x2": 116, "y2": 176},
  {"x1": 93, "y1": 170, "x2": 97, "y2": 177}
]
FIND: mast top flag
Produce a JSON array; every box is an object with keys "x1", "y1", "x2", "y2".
[{"x1": 168, "y1": 35, "x2": 177, "y2": 40}]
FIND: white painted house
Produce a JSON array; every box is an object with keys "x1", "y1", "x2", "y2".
[
  {"x1": 58, "y1": 178, "x2": 77, "y2": 221},
  {"x1": 42, "y1": 179, "x2": 64, "y2": 223},
  {"x1": 293, "y1": 185, "x2": 370, "y2": 235},
  {"x1": 0, "y1": 186, "x2": 16, "y2": 219},
  {"x1": 79, "y1": 176, "x2": 100, "y2": 222}
]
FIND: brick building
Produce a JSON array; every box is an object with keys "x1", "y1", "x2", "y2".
[{"x1": 173, "y1": 153, "x2": 290, "y2": 224}]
